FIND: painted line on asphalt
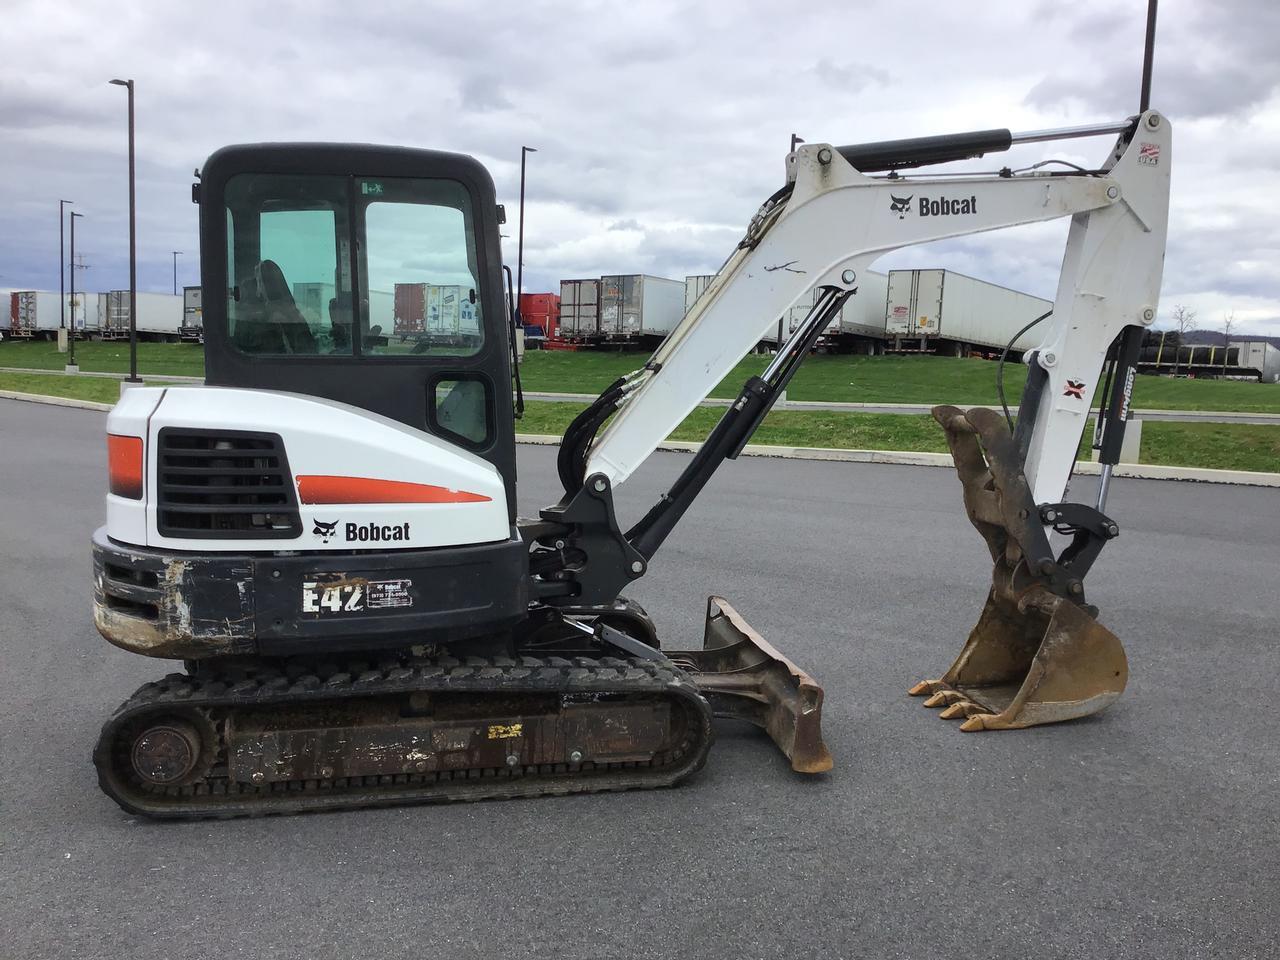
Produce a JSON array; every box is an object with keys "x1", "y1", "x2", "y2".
[{"x1": 4, "y1": 393, "x2": 1276, "y2": 487}]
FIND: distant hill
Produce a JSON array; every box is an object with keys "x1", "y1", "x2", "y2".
[{"x1": 1179, "y1": 328, "x2": 1280, "y2": 348}]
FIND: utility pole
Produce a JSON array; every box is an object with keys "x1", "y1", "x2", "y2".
[
  {"x1": 517, "y1": 146, "x2": 537, "y2": 306},
  {"x1": 172, "y1": 250, "x2": 182, "y2": 295},
  {"x1": 59, "y1": 200, "x2": 73, "y2": 337},
  {"x1": 110, "y1": 78, "x2": 139, "y2": 383},
  {"x1": 68, "y1": 212, "x2": 84, "y2": 372}
]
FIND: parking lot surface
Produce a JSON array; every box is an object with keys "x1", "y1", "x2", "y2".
[{"x1": 1, "y1": 400, "x2": 1276, "y2": 959}]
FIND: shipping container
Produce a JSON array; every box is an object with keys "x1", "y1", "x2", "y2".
[
  {"x1": 7, "y1": 290, "x2": 92, "y2": 337},
  {"x1": 884, "y1": 269, "x2": 1052, "y2": 353},
  {"x1": 684, "y1": 275, "x2": 715, "y2": 315},
  {"x1": 558, "y1": 279, "x2": 599, "y2": 338},
  {"x1": 598, "y1": 274, "x2": 684, "y2": 340},
  {"x1": 518, "y1": 292, "x2": 559, "y2": 337},
  {"x1": 180, "y1": 286, "x2": 203, "y2": 342},
  {"x1": 97, "y1": 291, "x2": 183, "y2": 340}
]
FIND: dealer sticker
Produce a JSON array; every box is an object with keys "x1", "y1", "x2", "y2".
[{"x1": 302, "y1": 578, "x2": 414, "y2": 614}]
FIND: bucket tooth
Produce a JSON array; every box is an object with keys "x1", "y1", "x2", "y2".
[
  {"x1": 923, "y1": 690, "x2": 966, "y2": 708},
  {"x1": 939, "y1": 701, "x2": 983, "y2": 720},
  {"x1": 908, "y1": 680, "x2": 945, "y2": 697}
]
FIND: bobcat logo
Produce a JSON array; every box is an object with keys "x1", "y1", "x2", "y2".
[
  {"x1": 313, "y1": 518, "x2": 339, "y2": 543},
  {"x1": 889, "y1": 194, "x2": 913, "y2": 219}
]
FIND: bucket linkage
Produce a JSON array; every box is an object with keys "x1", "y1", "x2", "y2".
[{"x1": 913, "y1": 406, "x2": 1128, "y2": 731}]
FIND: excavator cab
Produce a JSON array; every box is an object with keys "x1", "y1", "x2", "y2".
[{"x1": 200, "y1": 143, "x2": 519, "y2": 514}]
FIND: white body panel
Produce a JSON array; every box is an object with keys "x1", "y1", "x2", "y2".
[
  {"x1": 104, "y1": 387, "x2": 511, "y2": 552},
  {"x1": 588, "y1": 111, "x2": 1171, "y2": 511},
  {"x1": 885, "y1": 269, "x2": 1052, "y2": 350}
]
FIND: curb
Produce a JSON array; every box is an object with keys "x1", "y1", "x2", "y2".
[
  {"x1": 3, "y1": 393, "x2": 1275, "y2": 487},
  {"x1": 511, "y1": 433, "x2": 1280, "y2": 487},
  {"x1": 523, "y1": 390, "x2": 1280, "y2": 424},
  {"x1": 0, "y1": 390, "x2": 113, "y2": 412},
  {"x1": 0, "y1": 366, "x2": 203, "y2": 383}
]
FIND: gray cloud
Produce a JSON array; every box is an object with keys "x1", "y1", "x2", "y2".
[{"x1": 1, "y1": 0, "x2": 1277, "y2": 337}]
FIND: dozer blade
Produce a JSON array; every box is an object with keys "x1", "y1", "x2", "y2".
[
  {"x1": 915, "y1": 405, "x2": 1129, "y2": 731},
  {"x1": 667, "y1": 597, "x2": 833, "y2": 773}
]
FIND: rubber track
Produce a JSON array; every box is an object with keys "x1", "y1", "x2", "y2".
[{"x1": 94, "y1": 655, "x2": 715, "y2": 820}]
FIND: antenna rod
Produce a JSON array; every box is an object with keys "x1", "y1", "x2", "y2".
[{"x1": 1139, "y1": 0, "x2": 1158, "y2": 112}]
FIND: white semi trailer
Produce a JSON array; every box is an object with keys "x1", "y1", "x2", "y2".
[
  {"x1": 181, "y1": 286, "x2": 203, "y2": 342},
  {"x1": 98, "y1": 291, "x2": 183, "y2": 341},
  {"x1": 599, "y1": 274, "x2": 684, "y2": 343},
  {"x1": 762, "y1": 270, "x2": 891, "y2": 353},
  {"x1": 7, "y1": 291, "x2": 96, "y2": 338},
  {"x1": 884, "y1": 269, "x2": 1053, "y2": 355}
]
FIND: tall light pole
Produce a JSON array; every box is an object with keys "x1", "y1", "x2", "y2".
[
  {"x1": 517, "y1": 146, "x2": 537, "y2": 305},
  {"x1": 68, "y1": 212, "x2": 84, "y2": 372},
  {"x1": 59, "y1": 200, "x2": 73, "y2": 333},
  {"x1": 172, "y1": 250, "x2": 182, "y2": 295},
  {"x1": 109, "y1": 78, "x2": 139, "y2": 383}
]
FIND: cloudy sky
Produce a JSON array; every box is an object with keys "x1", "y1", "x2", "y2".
[{"x1": 2, "y1": 0, "x2": 1277, "y2": 334}]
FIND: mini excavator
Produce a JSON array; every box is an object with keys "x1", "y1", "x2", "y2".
[{"x1": 91, "y1": 62, "x2": 1169, "y2": 820}]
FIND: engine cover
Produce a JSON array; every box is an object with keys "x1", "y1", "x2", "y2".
[{"x1": 105, "y1": 387, "x2": 510, "y2": 552}]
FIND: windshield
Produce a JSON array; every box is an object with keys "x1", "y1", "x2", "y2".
[{"x1": 223, "y1": 173, "x2": 484, "y2": 358}]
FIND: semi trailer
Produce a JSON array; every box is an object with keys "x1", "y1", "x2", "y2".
[
  {"x1": 884, "y1": 269, "x2": 1053, "y2": 356},
  {"x1": 598, "y1": 274, "x2": 684, "y2": 344},
  {"x1": 98, "y1": 291, "x2": 183, "y2": 341},
  {"x1": 8, "y1": 290, "x2": 95, "y2": 338},
  {"x1": 180, "y1": 286, "x2": 203, "y2": 342}
]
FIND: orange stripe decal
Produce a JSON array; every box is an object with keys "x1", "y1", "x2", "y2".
[{"x1": 296, "y1": 475, "x2": 492, "y2": 505}]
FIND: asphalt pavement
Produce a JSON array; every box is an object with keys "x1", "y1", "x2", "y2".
[{"x1": 1, "y1": 399, "x2": 1277, "y2": 960}]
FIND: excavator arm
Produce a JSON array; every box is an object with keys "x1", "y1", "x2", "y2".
[
  {"x1": 534, "y1": 111, "x2": 1170, "y2": 739},
  {"x1": 586, "y1": 112, "x2": 1170, "y2": 504}
]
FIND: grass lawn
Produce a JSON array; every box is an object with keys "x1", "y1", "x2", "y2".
[
  {"x1": 0, "y1": 372, "x2": 178, "y2": 404},
  {"x1": 516, "y1": 400, "x2": 1279, "y2": 474},
  {"x1": 3, "y1": 373, "x2": 1275, "y2": 472},
  {"x1": 1140, "y1": 421, "x2": 1280, "y2": 472},
  {"x1": 0, "y1": 340, "x2": 205, "y2": 377},
  {"x1": 3, "y1": 340, "x2": 1277, "y2": 413},
  {"x1": 518, "y1": 351, "x2": 1280, "y2": 413}
]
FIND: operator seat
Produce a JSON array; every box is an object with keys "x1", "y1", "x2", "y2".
[
  {"x1": 255, "y1": 260, "x2": 318, "y2": 354},
  {"x1": 232, "y1": 260, "x2": 318, "y2": 355}
]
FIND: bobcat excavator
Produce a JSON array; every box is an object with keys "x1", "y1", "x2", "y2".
[{"x1": 90, "y1": 98, "x2": 1170, "y2": 817}]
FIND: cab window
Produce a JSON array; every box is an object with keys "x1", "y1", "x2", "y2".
[{"x1": 223, "y1": 173, "x2": 483, "y2": 358}]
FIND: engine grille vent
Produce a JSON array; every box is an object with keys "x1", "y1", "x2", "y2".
[{"x1": 156, "y1": 428, "x2": 301, "y2": 539}]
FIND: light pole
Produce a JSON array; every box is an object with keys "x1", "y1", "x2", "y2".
[
  {"x1": 59, "y1": 200, "x2": 73, "y2": 334},
  {"x1": 109, "y1": 78, "x2": 139, "y2": 382},
  {"x1": 68, "y1": 212, "x2": 84, "y2": 372},
  {"x1": 172, "y1": 250, "x2": 182, "y2": 295},
  {"x1": 517, "y1": 146, "x2": 537, "y2": 306}
]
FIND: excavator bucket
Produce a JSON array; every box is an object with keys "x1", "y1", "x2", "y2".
[
  {"x1": 914, "y1": 405, "x2": 1128, "y2": 731},
  {"x1": 669, "y1": 597, "x2": 833, "y2": 773}
]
